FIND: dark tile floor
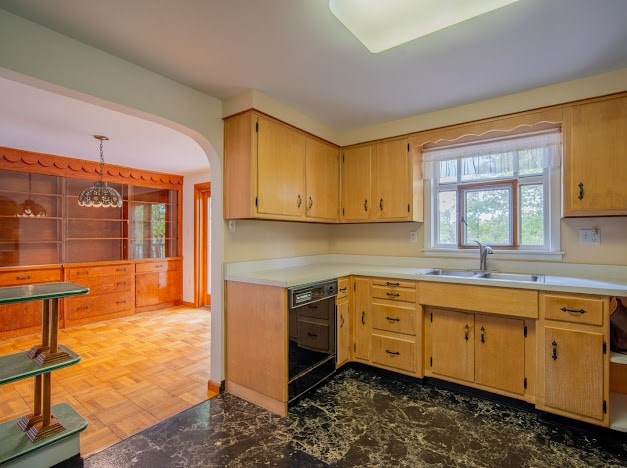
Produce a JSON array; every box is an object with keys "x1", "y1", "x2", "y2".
[{"x1": 65, "y1": 367, "x2": 627, "y2": 467}]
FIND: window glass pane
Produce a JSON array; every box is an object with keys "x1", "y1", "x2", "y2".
[
  {"x1": 151, "y1": 204, "x2": 166, "y2": 257},
  {"x1": 464, "y1": 187, "x2": 511, "y2": 245},
  {"x1": 438, "y1": 160, "x2": 457, "y2": 184},
  {"x1": 437, "y1": 191, "x2": 457, "y2": 244},
  {"x1": 518, "y1": 148, "x2": 544, "y2": 177},
  {"x1": 520, "y1": 184, "x2": 544, "y2": 245},
  {"x1": 461, "y1": 153, "x2": 514, "y2": 182}
]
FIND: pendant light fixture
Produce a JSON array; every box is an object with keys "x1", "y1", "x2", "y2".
[
  {"x1": 78, "y1": 135, "x2": 122, "y2": 208},
  {"x1": 15, "y1": 173, "x2": 47, "y2": 217}
]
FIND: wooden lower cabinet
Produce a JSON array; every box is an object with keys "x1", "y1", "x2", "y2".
[
  {"x1": 135, "y1": 259, "x2": 182, "y2": 310},
  {"x1": 0, "y1": 266, "x2": 63, "y2": 337},
  {"x1": 65, "y1": 261, "x2": 134, "y2": 326},
  {"x1": 352, "y1": 277, "x2": 371, "y2": 362},
  {"x1": 543, "y1": 326, "x2": 605, "y2": 421},
  {"x1": 428, "y1": 308, "x2": 527, "y2": 396},
  {"x1": 336, "y1": 277, "x2": 351, "y2": 367}
]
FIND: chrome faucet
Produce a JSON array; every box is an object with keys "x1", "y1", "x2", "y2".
[{"x1": 474, "y1": 241, "x2": 494, "y2": 271}]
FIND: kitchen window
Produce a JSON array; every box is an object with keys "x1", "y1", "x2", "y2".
[{"x1": 424, "y1": 130, "x2": 562, "y2": 258}]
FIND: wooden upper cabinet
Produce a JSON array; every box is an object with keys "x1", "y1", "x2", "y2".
[
  {"x1": 341, "y1": 137, "x2": 421, "y2": 223},
  {"x1": 341, "y1": 145, "x2": 372, "y2": 221},
  {"x1": 373, "y1": 138, "x2": 411, "y2": 220},
  {"x1": 563, "y1": 95, "x2": 627, "y2": 216},
  {"x1": 257, "y1": 115, "x2": 306, "y2": 218},
  {"x1": 305, "y1": 138, "x2": 339, "y2": 221},
  {"x1": 224, "y1": 110, "x2": 339, "y2": 222}
]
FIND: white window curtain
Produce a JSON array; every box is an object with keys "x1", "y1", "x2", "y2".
[{"x1": 422, "y1": 130, "x2": 562, "y2": 179}]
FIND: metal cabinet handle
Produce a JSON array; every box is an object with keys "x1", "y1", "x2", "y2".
[
  {"x1": 386, "y1": 316, "x2": 400, "y2": 322},
  {"x1": 76, "y1": 305, "x2": 89, "y2": 311},
  {"x1": 379, "y1": 198, "x2": 384, "y2": 211},
  {"x1": 308, "y1": 196, "x2": 313, "y2": 210},
  {"x1": 386, "y1": 292, "x2": 400, "y2": 298},
  {"x1": 116, "y1": 267, "x2": 127, "y2": 272},
  {"x1": 385, "y1": 282, "x2": 400, "y2": 287},
  {"x1": 578, "y1": 182, "x2": 584, "y2": 200},
  {"x1": 361, "y1": 311, "x2": 366, "y2": 325},
  {"x1": 339, "y1": 287, "x2": 347, "y2": 292},
  {"x1": 560, "y1": 307, "x2": 586, "y2": 314},
  {"x1": 385, "y1": 350, "x2": 400, "y2": 356},
  {"x1": 76, "y1": 271, "x2": 89, "y2": 276},
  {"x1": 364, "y1": 199, "x2": 368, "y2": 212},
  {"x1": 464, "y1": 324, "x2": 470, "y2": 341},
  {"x1": 552, "y1": 340, "x2": 558, "y2": 360},
  {"x1": 297, "y1": 194, "x2": 302, "y2": 208},
  {"x1": 15, "y1": 275, "x2": 31, "y2": 280},
  {"x1": 307, "y1": 332, "x2": 317, "y2": 338},
  {"x1": 340, "y1": 314, "x2": 345, "y2": 328},
  {"x1": 480, "y1": 326, "x2": 485, "y2": 343},
  {"x1": 116, "y1": 300, "x2": 126, "y2": 305},
  {"x1": 116, "y1": 281, "x2": 127, "y2": 287},
  {"x1": 308, "y1": 304, "x2": 318, "y2": 309}
]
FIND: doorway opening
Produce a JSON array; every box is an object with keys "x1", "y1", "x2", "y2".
[{"x1": 194, "y1": 182, "x2": 211, "y2": 308}]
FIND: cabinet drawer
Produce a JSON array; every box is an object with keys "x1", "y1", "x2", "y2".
[
  {"x1": 67, "y1": 263, "x2": 133, "y2": 279},
  {"x1": 337, "y1": 278, "x2": 350, "y2": 300},
  {"x1": 297, "y1": 318, "x2": 330, "y2": 352},
  {"x1": 372, "y1": 334, "x2": 416, "y2": 373},
  {"x1": 372, "y1": 285, "x2": 416, "y2": 303},
  {"x1": 372, "y1": 303, "x2": 416, "y2": 335},
  {"x1": 0, "y1": 268, "x2": 62, "y2": 286},
  {"x1": 295, "y1": 298, "x2": 333, "y2": 320},
  {"x1": 71, "y1": 274, "x2": 133, "y2": 295},
  {"x1": 542, "y1": 293, "x2": 605, "y2": 326},
  {"x1": 372, "y1": 278, "x2": 415, "y2": 289},
  {"x1": 135, "y1": 260, "x2": 181, "y2": 273},
  {"x1": 66, "y1": 291, "x2": 133, "y2": 319}
]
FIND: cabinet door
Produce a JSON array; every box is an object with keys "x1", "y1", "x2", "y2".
[
  {"x1": 431, "y1": 309, "x2": 474, "y2": 382},
  {"x1": 475, "y1": 314, "x2": 525, "y2": 395},
  {"x1": 564, "y1": 96, "x2": 627, "y2": 216},
  {"x1": 353, "y1": 277, "x2": 371, "y2": 361},
  {"x1": 256, "y1": 116, "x2": 306, "y2": 217},
  {"x1": 341, "y1": 146, "x2": 371, "y2": 221},
  {"x1": 336, "y1": 297, "x2": 350, "y2": 367},
  {"x1": 373, "y1": 138, "x2": 410, "y2": 220},
  {"x1": 305, "y1": 138, "x2": 339, "y2": 221},
  {"x1": 544, "y1": 326, "x2": 605, "y2": 421}
]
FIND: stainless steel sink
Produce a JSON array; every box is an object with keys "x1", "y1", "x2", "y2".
[
  {"x1": 480, "y1": 272, "x2": 544, "y2": 282},
  {"x1": 423, "y1": 269, "x2": 544, "y2": 282},
  {"x1": 424, "y1": 269, "x2": 485, "y2": 278}
]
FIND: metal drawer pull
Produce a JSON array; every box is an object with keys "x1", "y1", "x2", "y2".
[
  {"x1": 480, "y1": 326, "x2": 485, "y2": 343},
  {"x1": 364, "y1": 199, "x2": 368, "y2": 212},
  {"x1": 560, "y1": 307, "x2": 586, "y2": 314},
  {"x1": 297, "y1": 194, "x2": 302, "y2": 208},
  {"x1": 385, "y1": 350, "x2": 400, "y2": 356},
  {"x1": 339, "y1": 287, "x2": 347, "y2": 292},
  {"x1": 552, "y1": 340, "x2": 558, "y2": 360},
  {"x1": 386, "y1": 292, "x2": 400, "y2": 298},
  {"x1": 379, "y1": 198, "x2": 383, "y2": 211},
  {"x1": 15, "y1": 275, "x2": 31, "y2": 280},
  {"x1": 76, "y1": 305, "x2": 89, "y2": 311},
  {"x1": 464, "y1": 324, "x2": 470, "y2": 341},
  {"x1": 307, "y1": 332, "x2": 317, "y2": 338},
  {"x1": 385, "y1": 282, "x2": 400, "y2": 287},
  {"x1": 361, "y1": 311, "x2": 365, "y2": 325},
  {"x1": 116, "y1": 267, "x2": 127, "y2": 272},
  {"x1": 116, "y1": 300, "x2": 126, "y2": 305},
  {"x1": 386, "y1": 316, "x2": 400, "y2": 322},
  {"x1": 76, "y1": 271, "x2": 89, "y2": 276},
  {"x1": 578, "y1": 182, "x2": 584, "y2": 200},
  {"x1": 308, "y1": 196, "x2": 313, "y2": 209},
  {"x1": 308, "y1": 304, "x2": 318, "y2": 309}
]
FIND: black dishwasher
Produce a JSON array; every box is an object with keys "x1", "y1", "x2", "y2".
[{"x1": 287, "y1": 279, "x2": 337, "y2": 403}]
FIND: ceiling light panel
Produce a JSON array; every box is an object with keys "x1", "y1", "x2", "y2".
[{"x1": 329, "y1": 0, "x2": 520, "y2": 53}]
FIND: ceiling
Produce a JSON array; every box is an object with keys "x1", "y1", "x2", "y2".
[{"x1": 1, "y1": 0, "x2": 627, "y2": 172}]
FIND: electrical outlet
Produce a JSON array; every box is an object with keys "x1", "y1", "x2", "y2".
[
  {"x1": 228, "y1": 220, "x2": 236, "y2": 232},
  {"x1": 409, "y1": 230, "x2": 417, "y2": 243},
  {"x1": 579, "y1": 228, "x2": 600, "y2": 245}
]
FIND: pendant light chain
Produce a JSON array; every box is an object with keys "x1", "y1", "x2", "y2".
[{"x1": 77, "y1": 135, "x2": 122, "y2": 208}]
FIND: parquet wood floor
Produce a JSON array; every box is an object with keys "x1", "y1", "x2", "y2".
[{"x1": 0, "y1": 306, "x2": 213, "y2": 456}]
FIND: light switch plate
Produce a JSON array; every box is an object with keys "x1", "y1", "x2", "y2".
[
  {"x1": 409, "y1": 230, "x2": 417, "y2": 243},
  {"x1": 579, "y1": 228, "x2": 600, "y2": 245}
]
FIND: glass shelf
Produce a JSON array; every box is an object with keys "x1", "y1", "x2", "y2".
[{"x1": 0, "y1": 345, "x2": 79, "y2": 385}]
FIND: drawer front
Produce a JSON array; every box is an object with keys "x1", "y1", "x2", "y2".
[
  {"x1": 372, "y1": 279, "x2": 415, "y2": 289},
  {"x1": 0, "y1": 302, "x2": 42, "y2": 332},
  {"x1": 372, "y1": 334, "x2": 416, "y2": 373},
  {"x1": 0, "y1": 268, "x2": 62, "y2": 286},
  {"x1": 543, "y1": 293, "x2": 604, "y2": 326},
  {"x1": 135, "y1": 260, "x2": 181, "y2": 274},
  {"x1": 295, "y1": 299, "x2": 333, "y2": 320},
  {"x1": 372, "y1": 303, "x2": 416, "y2": 335},
  {"x1": 297, "y1": 318, "x2": 330, "y2": 352},
  {"x1": 72, "y1": 274, "x2": 133, "y2": 295},
  {"x1": 67, "y1": 263, "x2": 133, "y2": 279},
  {"x1": 372, "y1": 285, "x2": 416, "y2": 303},
  {"x1": 66, "y1": 291, "x2": 133, "y2": 319},
  {"x1": 337, "y1": 278, "x2": 350, "y2": 300}
]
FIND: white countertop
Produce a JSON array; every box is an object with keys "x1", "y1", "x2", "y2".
[{"x1": 225, "y1": 256, "x2": 627, "y2": 296}]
